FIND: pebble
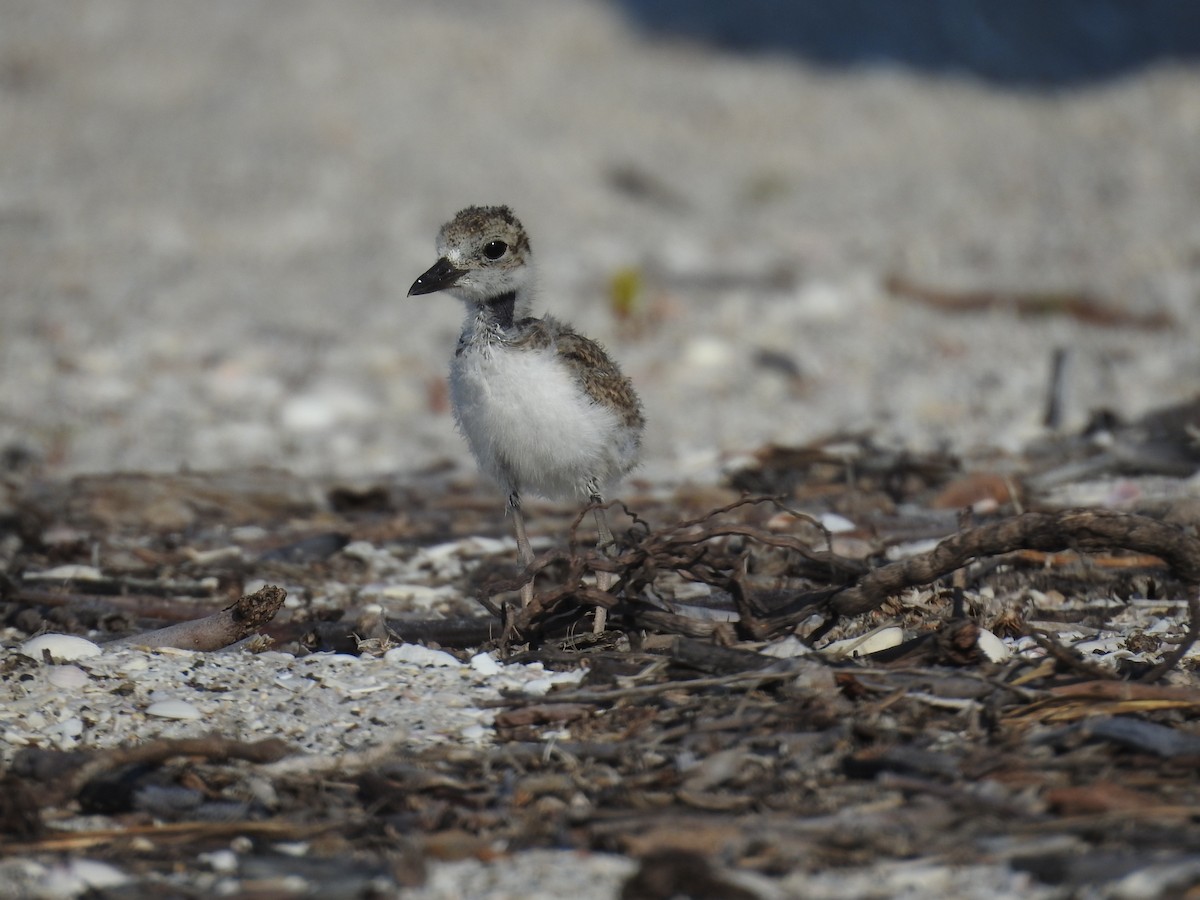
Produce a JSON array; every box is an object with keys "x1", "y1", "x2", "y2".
[{"x1": 20, "y1": 633, "x2": 103, "y2": 662}]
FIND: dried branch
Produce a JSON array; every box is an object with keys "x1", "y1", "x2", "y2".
[
  {"x1": 106, "y1": 584, "x2": 287, "y2": 652},
  {"x1": 831, "y1": 509, "x2": 1200, "y2": 616}
]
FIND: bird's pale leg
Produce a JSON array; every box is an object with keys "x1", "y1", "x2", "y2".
[
  {"x1": 509, "y1": 492, "x2": 534, "y2": 608},
  {"x1": 591, "y1": 495, "x2": 617, "y2": 633}
]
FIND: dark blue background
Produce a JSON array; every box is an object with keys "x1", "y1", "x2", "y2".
[{"x1": 615, "y1": 0, "x2": 1200, "y2": 86}]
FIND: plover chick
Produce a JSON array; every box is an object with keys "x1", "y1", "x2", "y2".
[{"x1": 409, "y1": 205, "x2": 644, "y2": 621}]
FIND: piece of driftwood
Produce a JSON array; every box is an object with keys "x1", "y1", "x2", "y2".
[
  {"x1": 8, "y1": 736, "x2": 297, "y2": 808},
  {"x1": 105, "y1": 584, "x2": 287, "y2": 652},
  {"x1": 667, "y1": 636, "x2": 778, "y2": 676}
]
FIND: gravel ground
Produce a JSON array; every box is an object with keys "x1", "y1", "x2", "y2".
[
  {"x1": 2, "y1": 0, "x2": 1199, "y2": 487},
  {"x1": 1, "y1": 639, "x2": 586, "y2": 767}
]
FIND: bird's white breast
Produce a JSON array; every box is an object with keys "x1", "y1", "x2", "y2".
[{"x1": 450, "y1": 342, "x2": 634, "y2": 501}]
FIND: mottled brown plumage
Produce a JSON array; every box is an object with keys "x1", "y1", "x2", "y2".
[{"x1": 511, "y1": 319, "x2": 646, "y2": 430}]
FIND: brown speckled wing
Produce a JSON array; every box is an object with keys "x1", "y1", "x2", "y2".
[
  {"x1": 512, "y1": 318, "x2": 645, "y2": 430},
  {"x1": 557, "y1": 331, "x2": 645, "y2": 430}
]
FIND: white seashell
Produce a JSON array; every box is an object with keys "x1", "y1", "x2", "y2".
[
  {"x1": 272, "y1": 842, "x2": 311, "y2": 858},
  {"x1": 761, "y1": 636, "x2": 812, "y2": 659},
  {"x1": 27, "y1": 564, "x2": 104, "y2": 581},
  {"x1": 200, "y1": 849, "x2": 239, "y2": 874},
  {"x1": 819, "y1": 513, "x2": 857, "y2": 534},
  {"x1": 460, "y1": 723, "x2": 487, "y2": 741},
  {"x1": 522, "y1": 677, "x2": 553, "y2": 696},
  {"x1": 46, "y1": 665, "x2": 91, "y2": 690},
  {"x1": 418, "y1": 540, "x2": 474, "y2": 562},
  {"x1": 683, "y1": 336, "x2": 736, "y2": 369},
  {"x1": 41, "y1": 859, "x2": 129, "y2": 894},
  {"x1": 374, "y1": 584, "x2": 458, "y2": 608},
  {"x1": 470, "y1": 653, "x2": 502, "y2": 676},
  {"x1": 460, "y1": 536, "x2": 512, "y2": 555},
  {"x1": 280, "y1": 387, "x2": 373, "y2": 433},
  {"x1": 975, "y1": 628, "x2": 1012, "y2": 662},
  {"x1": 145, "y1": 700, "x2": 203, "y2": 720},
  {"x1": 818, "y1": 626, "x2": 907, "y2": 659},
  {"x1": 21, "y1": 634, "x2": 102, "y2": 662},
  {"x1": 795, "y1": 280, "x2": 848, "y2": 318},
  {"x1": 885, "y1": 539, "x2": 943, "y2": 560},
  {"x1": 340, "y1": 540, "x2": 385, "y2": 562},
  {"x1": 56, "y1": 717, "x2": 84, "y2": 738},
  {"x1": 545, "y1": 669, "x2": 586, "y2": 687},
  {"x1": 384, "y1": 644, "x2": 459, "y2": 668},
  {"x1": 1073, "y1": 636, "x2": 1122, "y2": 655}
]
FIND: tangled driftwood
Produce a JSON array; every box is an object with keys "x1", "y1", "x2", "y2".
[{"x1": 499, "y1": 502, "x2": 1200, "y2": 681}]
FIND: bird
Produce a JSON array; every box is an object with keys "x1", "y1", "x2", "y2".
[{"x1": 408, "y1": 205, "x2": 644, "y2": 623}]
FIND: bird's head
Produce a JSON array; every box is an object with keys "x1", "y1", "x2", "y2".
[{"x1": 408, "y1": 205, "x2": 533, "y2": 307}]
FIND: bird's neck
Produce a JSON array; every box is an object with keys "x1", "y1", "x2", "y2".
[
  {"x1": 479, "y1": 291, "x2": 519, "y2": 330},
  {"x1": 464, "y1": 280, "x2": 536, "y2": 337}
]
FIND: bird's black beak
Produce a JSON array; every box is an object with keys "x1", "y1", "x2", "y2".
[{"x1": 408, "y1": 257, "x2": 463, "y2": 296}]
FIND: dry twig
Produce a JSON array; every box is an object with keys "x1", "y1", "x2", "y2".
[{"x1": 886, "y1": 274, "x2": 1173, "y2": 331}]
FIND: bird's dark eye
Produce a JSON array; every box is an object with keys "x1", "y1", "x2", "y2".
[{"x1": 483, "y1": 240, "x2": 508, "y2": 260}]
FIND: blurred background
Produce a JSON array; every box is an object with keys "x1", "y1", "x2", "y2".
[{"x1": 2, "y1": 0, "x2": 1199, "y2": 483}]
